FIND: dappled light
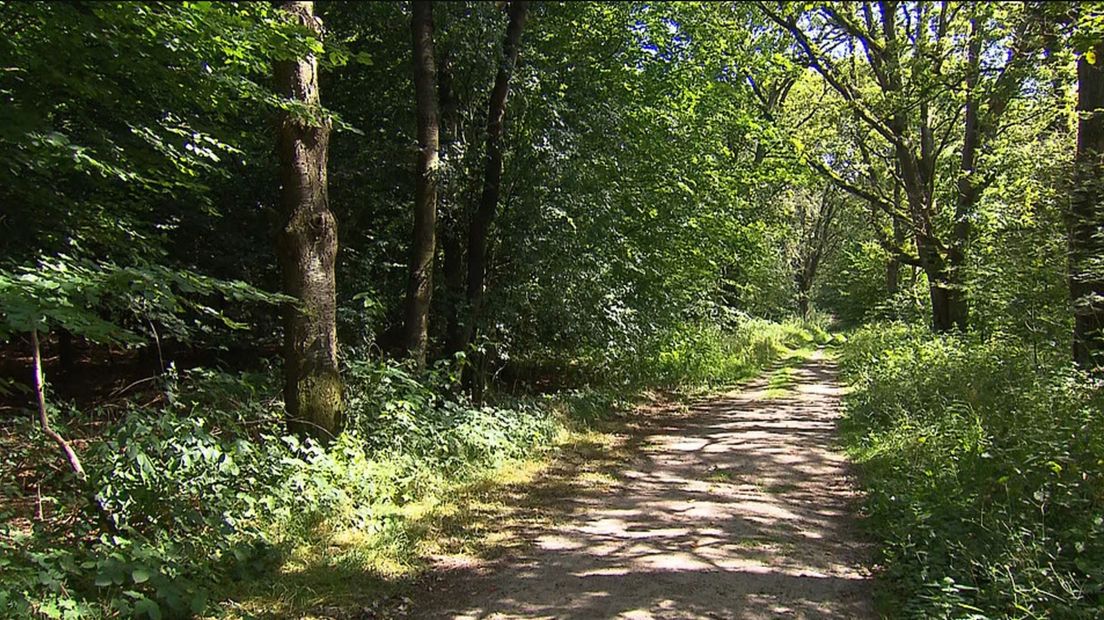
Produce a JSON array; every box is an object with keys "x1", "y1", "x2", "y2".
[
  {"x1": 1, "y1": 1, "x2": 1101, "y2": 618},
  {"x1": 410, "y1": 354, "x2": 873, "y2": 619}
]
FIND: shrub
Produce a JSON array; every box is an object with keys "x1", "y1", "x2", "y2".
[
  {"x1": 0, "y1": 357, "x2": 560, "y2": 619},
  {"x1": 639, "y1": 314, "x2": 821, "y2": 388},
  {"x1": 841, "y1": 324, "x2": 1104, "y2": 618}
]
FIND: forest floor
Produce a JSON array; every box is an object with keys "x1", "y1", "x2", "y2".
[{"x1": 396, "y1": 350, "x2": 875, "y2": 619}]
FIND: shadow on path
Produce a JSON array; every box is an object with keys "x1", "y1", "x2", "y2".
[{"x1": 410, "y1": 351, "x2": 874, "y2": 619}]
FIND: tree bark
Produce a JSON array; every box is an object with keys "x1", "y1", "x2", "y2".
[
  {"x1": 403, "y1": 0, "x2": 440, "y2": 370},
  {"x1": 946, "y1": 16, "x2": 983, "y2": 333},
  {"x1": 464, "y1": 0, "x2": 529, "y2": 348},
  {"x1": 443, "y1": 228, "x2": 466, "y2": 355},
  {"x1": 275, "y1": 0, "x2": 343, "y2": 440},
  {"x1": 437, "y1": 47, "x2": 467, "y2": 358},
  {"x1": 1072, "y1": 43, "x2": 1104, "y2": 369}
]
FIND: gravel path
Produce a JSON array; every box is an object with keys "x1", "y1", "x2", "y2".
[{"x1": 411, "y1": 351, "x2": 875, "y2": 619}]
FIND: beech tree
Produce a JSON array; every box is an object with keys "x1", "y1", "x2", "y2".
[
  {"x1": 463, "y1": 0, "x2": 529, "y2": 350},
  {"x1": 275, "y1": 0, "x2": 343, "y2": 439},
  {"x1": 403, "y1": 0, "x2": 440, "y2": 370}
]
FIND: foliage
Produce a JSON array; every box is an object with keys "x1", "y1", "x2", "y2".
[
  {"x1": 637, "y1": 313, "x2": 826, "y2": 388},
  {"x1": 0, "y1": 0, "x2": 1098, "y2": 618},
  {"x1": 0, "y1": 354, "x2": 559, "y2": 618},
  {"x1": 0, "y1": 257, "x2": 290, "y2": 345},
  {"x1": 840, "y1": 325, "x2": 1104, "y2": 618}
]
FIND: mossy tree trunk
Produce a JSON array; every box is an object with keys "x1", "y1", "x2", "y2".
[{"x1": 275, "y1": 0, "x2": 343, "y2": 440}]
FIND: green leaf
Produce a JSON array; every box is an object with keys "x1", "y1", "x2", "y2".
[{"x1": 133, "y1": 598, "x2": 162, "y2": 620}]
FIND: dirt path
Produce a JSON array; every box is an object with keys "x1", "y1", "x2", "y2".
[{"x1": 409, "y1": 351, "x2": 874, "y2": 619}]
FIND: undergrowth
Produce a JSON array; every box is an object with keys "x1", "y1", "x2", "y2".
[
  {"x1": 840, "y1": 323, "x2": 1104, "y2": 619},
  {"x1": 635, "y1": 313, "x2": 830, "y2": 390},
  {"x1": 0, "y1": 315, "x2": 821, "y2": 618}
]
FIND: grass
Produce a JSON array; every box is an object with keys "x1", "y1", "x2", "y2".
[{"x1": 215, "y1": 422, "x2": 628, "y2": 619}]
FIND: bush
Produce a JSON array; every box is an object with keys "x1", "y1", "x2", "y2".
[
  {"x1": 840, "y1": 324, "x2": 1104, "y2": 618},
  {"x1": 0, "y1": 357, "x2": 560, "y2": 619},
  {"x1": 638, "y1": 314, "x2": 821, "y2": 388}
]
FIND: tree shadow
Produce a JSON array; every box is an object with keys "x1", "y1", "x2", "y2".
[{"x1": 407, "y1": 354, "x2": 875, "y2": 619}]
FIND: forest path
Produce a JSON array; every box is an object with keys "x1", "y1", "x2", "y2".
[{"x1": 408, "y1": 350, "x2": 874, "y2": 619}]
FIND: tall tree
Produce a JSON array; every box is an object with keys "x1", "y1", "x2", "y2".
[
  {"x1": 463, "y1": 0, "x2": 529, "y2": 349},
  {"x1": 790, "y1": 185, "x2": 843, "y2": 319},
  {"x1": 760, "y1": 1, "x2": 1046, "y2": 332},
  {"x1": 1072, "y1": 42, "x2": 1104, "y2": 369},
  {"x1": 275, "y1": 0, "x2": 343, "y2": 440},
  {"x1": 403, "y1": 0, "x2": 440, "y2": 370},
  {"x1": 438, "y1": 46, "x2": 467, "y2": 357}
]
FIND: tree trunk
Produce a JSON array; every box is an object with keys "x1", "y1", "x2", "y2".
[
  {"x1": 915, "y1": 233, "x2": 957, "y2": 333},
  {"x1": 437, "y1": 47, "x2": 468, "y2": 358},
  {"x1": 275, "y1": 0, "x2": 343, "y2": 441},
  {"x1": 795, "y1": 273, "x2": 810, "y2": 320},
  {"x1": 403, "y1": 0, "x2": 440, "y2": 370},
  {"x1": 464, "y1": 0, "x2": 528, "y2": 347},
  {"x1": 946, "y1": 17, "x2": 982, "y2": 333},
  {"x1": 1071, "y1": 43, "x2": 1104, "y2": 369},
  {"x1": 443, "y1": 228, "x2": 466, "y2": 355},
  {"x1": 886, "y1": 215, "x2": 904, "y2": 295}
]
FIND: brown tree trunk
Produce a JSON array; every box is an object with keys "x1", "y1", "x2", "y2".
[
  {"x1": 403, "y1": 0, "x2": 440, "y2": 370},
  {"x1": 915, "y1": 233, "x2": 956, "y2": 333},
  {"x1": 1072, "y1": 43, "x2": 1104, "y2": 369},
  {"x1": 795, "y1": 273, "x2": 810, "y2": 320},
  {"x1": 275, "y1": 1, "x2": 343, "y2": 440},
  {"x1": 929, "y1": 281, "x2": 954, "y2": 333},
  {"x1": 443, "y1": 229, "x2": 466, "y2": 355},
  {"x1": 946, "y1": 17, "x2": 982, "y2": 333},
  {"x1": 464, "y1": 0, "x2": 529, "y2": 347}
]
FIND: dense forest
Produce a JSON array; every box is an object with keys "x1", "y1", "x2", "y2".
[{"x1": 1, "y1": 1, "x2": 1103, "y2": 618}]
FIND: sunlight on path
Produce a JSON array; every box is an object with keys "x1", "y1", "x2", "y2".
[{"x1": 412, "y1": 351, "x2": 874, "y2": 619}]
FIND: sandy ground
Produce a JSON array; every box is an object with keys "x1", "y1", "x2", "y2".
[{"x1": 408, "y1": 351, "x2": 875, "y2": 619}]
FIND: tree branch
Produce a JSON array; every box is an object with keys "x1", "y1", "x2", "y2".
[{"x1": 32, "y1": 330, "x2": 86, "y2": 482}]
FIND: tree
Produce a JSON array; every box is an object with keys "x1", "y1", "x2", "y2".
[
  {"x1": 464, "y1": 0, "x2": 529, "y2": 351},
  {"x1": 275, "y1": 0, "x2": 343, "y2": 440},
  {"x1": 789, "y1": 185, "x2": 843, "y2": 319},
  {"x1": 760, "y1": 1, "x2": 1050, "y2": 332},
  {"x1": 403, "y1": 0, "x2": 440, "y2": 370},
  {"x1": 1072, "y1": 42, "x2": 1104, "y2": 369}
]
